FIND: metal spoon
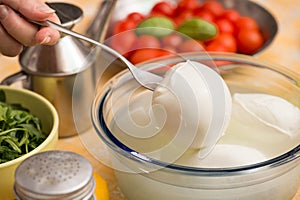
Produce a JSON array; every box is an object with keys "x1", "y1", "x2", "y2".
[{"x1": 31, "y1": 19, "x2": 163, "y2": 91}]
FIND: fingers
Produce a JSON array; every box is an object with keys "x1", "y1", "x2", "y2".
[
  {"x1": 0, "y1": 23, "x2": 23, "y2": 56},
  {"x1": 34, "y1": 9, "x2": 61, "y2": 45},
  {"x1": 34, "y1": 26, "x2": 61, "y2": 45},
  {"x1": 0, "y1": 5, "x2": 38, "y2": 46},
  {"x1": 0, "y1": 0, "x2": 56, "y2": 20},
  {"x1": 0, "y1": 1, "x2": 61, "y2": 56}
]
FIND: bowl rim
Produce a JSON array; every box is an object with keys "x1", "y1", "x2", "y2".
[
  {"x1": 92, "y1": 52, "x2": 300, "y2": 175},
  {"x1": 0, "y1": 86, "x2": 59, "y2": 168}
]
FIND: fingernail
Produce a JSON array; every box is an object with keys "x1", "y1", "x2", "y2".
[
  {"x1": 40, "y1": 36, "x2": 51, "y2": 44},
  {"x1": 0, "y1": 5, "x2": 8, "y2": 20},
  {"x1": 37, "y1": 4, "x2": 55, "y2": 14}
]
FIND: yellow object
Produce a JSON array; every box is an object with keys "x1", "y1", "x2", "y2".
[
  {"x1": 0, "y1": 86, "x2": 59, "y2": 200},
  {"x1": 93, "y1": 172, "x2": 110, "y2": 200}
]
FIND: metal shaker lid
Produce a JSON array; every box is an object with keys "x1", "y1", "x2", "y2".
[
  {"x1": 19, "y1": 2, "x2": 93, "y2": 76},
  {"x1": 14, "y1": 150, "x2": 95, "y2": 200}
]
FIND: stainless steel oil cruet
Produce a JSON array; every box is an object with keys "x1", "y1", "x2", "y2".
[{"x1": 1, "y1": 2, "x2": 95, "y2": 137}]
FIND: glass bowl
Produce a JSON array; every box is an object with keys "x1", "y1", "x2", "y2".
[{"x1": 91, "y1": 52, "x2": 300, "y2": 200}]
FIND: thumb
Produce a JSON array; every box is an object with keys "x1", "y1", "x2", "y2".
[{"x1": 1, "y1": 0, "x2": 56, "y2": 20}]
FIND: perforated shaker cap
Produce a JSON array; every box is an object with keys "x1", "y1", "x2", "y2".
[{"x1": 14, "y1": 150, "x2": 95, "y2": 200}]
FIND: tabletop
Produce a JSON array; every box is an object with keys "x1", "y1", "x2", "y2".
[{"x1": 0, "y1": 0, "x2": 300, "y2": 199}]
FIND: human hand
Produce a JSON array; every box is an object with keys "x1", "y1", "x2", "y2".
[{"x1": 0, "y1": 0, "x2": 61, "y2": 57}]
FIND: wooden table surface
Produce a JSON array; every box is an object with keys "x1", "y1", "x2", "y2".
[{"x1": 0, "y1": 0, "x2": 300, "y2": 199}]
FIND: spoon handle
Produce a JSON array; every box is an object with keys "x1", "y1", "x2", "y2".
[
  {"x1": 32, "y1": 20, "x2": 122, "y2": 58},
  {"x1": 29, "y1": 19, "x2": 163, "y2": 90}
]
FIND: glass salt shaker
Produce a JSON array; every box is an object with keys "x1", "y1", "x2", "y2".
[{"x1": 14, "y1": 150, "x2": 96, "y2": 200}]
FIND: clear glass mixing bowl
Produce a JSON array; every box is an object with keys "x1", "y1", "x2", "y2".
[{"x1": 91, "y1": 52, "x2": 300, "y2": 200}]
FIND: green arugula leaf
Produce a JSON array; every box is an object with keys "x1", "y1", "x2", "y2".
[
  {"x1": 0, "y1": 90, "x2": 6, "y2": 102},
  {"x1": 0, "y1": 90, "x2": 47, "y2": 163}
]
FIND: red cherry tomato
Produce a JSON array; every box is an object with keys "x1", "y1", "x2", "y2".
[
  {"x1": 209, "y1": 33, "x2": 237, "y2": 52},
  {"x1": 235, "y1": 16, "x2": 259, "y2": 32},
  {"x1": 220, "y1": 9, "x2": 240, "y2": 23},
  {"x1": 161, "y1": 34, "x2": 183, "y2": 49},
  {"x1": 133, "y1": 35, "x2": 161, "y2": 50},
  {"x1": 201, "y1": 0, "x2": 224, "y2": 17},
  {"x1": 127, "y1": 12, "x2": 145, "y2": 23},
  {"x1": 129, "y1": 49, "x2": 172, "y2": 64},
  {"x1": 163, "y1": 46, "x2": 177, "y2": 54},
  {"x1": 151, "y1": 1, "x2": 176, "y2": 17},
  {"x1": 205, "y1": 40, "x2": 228, "y2": 52},
  {"x1": 174, "y1": 10, "x2": 194, "y2": 25},
  {"x1": 193, "y1": 8, "x2": 215, "y2": 22},
  {"x1": 176, "y1": 0, "x2": 199, "y2": 13},
  {"x1": 109, "y1": 31, "x2": 137, "y2": 55},
  {"x1": 236, "y1": 29, "x2": 264, "y2": 54},
  {"x1": 113, "y1": 19, "x2": 136, "y2": 34},
  {"x1": 215, "y1": 18, "x2": 235, "y2": 34},
  {"x1": 177, "y1": 39, "x2": 205, "y2": 52}
]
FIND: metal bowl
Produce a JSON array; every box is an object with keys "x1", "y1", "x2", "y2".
[{"x1": 91, "y1": 0, "x2": 278, "y2": 55}]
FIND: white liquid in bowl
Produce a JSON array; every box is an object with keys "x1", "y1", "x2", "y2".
[
  {"x1": 105, "y1": 62, "x2": 300, "y2": 200},
  {"x1": 109, "y1": 91, "x2": 300, "y2": 200}
]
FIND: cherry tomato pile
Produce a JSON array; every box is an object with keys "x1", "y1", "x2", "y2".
[{"x1": 107, "y1": 0, "x2": 265, "y2": 64}]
